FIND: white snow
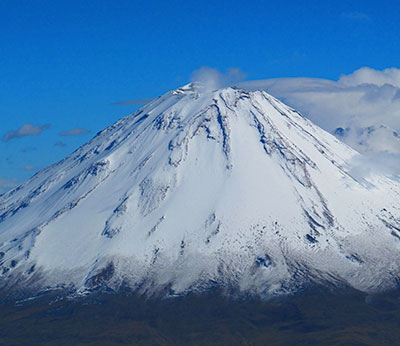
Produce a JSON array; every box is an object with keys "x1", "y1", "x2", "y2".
[{"x1": 1, "y1": 84, "x2": 400, "y2": 297}]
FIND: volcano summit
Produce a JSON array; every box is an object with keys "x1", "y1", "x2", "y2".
[{"x1": 1, "y1": 84, "x2": 400, "y2": 297}]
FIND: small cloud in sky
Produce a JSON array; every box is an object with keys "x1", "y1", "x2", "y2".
[
  {"x1": 3, "y1": 124, "x2": 50, "y2": 142},
  {"x1": 59, "y1": 128, "x2": 90, "y2": 136},
  {"x1": 341, "y1": 11, "x2": 371, "y2": 21},
  {"x1": 55, "y1": 141, "x2": 67, "y2": 147},
  {"x1": 190, "y1": 67, "x2": 246, "y2": 92},
  {"x1": 339, "y1": 66, "x2": 400, "y2": 87}
]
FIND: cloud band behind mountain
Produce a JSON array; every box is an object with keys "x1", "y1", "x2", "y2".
[{"x1": 237, "y1": 67, "x2": 400, "y2": 156}]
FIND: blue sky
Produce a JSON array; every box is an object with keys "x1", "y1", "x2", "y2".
[{"x1": 1, "y1": 0, "x2": 400, "y2": 191}]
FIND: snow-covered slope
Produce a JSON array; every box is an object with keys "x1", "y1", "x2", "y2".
[{"x1": 1, "y1": 84, "x2": 400, "y2": 297}]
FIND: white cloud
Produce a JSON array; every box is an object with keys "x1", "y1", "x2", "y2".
[
  {"x1": 237, "y1": 67, "x2": 400, "y2": 178},
  {"x1": 190, "y1": 67, "x2": 246, "y2": 92},
  {"x1": 339, "y1": 67, "x2": 400, "y2": 87},
  {"x1": 349, "y1": 152, "x2": 400, "y2": 181},
  {"x1": 3, "y1": 124, "x2": 50, "y2": 142},
  {"x1": 238, "y1": 67, "x2": 400, "y2": 154}
]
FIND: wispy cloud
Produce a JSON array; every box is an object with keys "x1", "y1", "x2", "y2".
[
  {"x1": 190, "y1": 67, "x2": 246, "y2": 92},
  {"x1": 59, "y1": 128, "x2": 90, "y2": 136},
  {"x1": 3, "y1": 124, "x2": 50, "y2": 142}
]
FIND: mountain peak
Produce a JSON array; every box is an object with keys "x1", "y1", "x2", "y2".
[{"x1": 1, "y1": 85, "x2": 400, "y2": 298}]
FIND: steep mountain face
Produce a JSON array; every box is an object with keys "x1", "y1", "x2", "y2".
[{"x1": 1, "y1": 84, "x2": 400, "y2": 297}]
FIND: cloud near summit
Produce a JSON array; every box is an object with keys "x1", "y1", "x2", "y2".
[
  {"x1": 238, "y1": 67, "x2": 400, "y2": 153},
  {"x1": 188, "y1": 66, "x2": 400, "y2": 159},
  {"x1": 190, "y1": 67, "x2": 246, "y2": 92},
  {"x1": 237, "y1": 67, "x2": 400, "y2": 178}
]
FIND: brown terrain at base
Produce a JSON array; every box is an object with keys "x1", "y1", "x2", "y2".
[{"x1": 0, "y1": 288, "x2": 399, "y2": 345}]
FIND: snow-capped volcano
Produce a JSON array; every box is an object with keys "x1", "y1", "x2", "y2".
[{"x1": 1, "y1": 84, "x2": 400, "y2": 297}]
